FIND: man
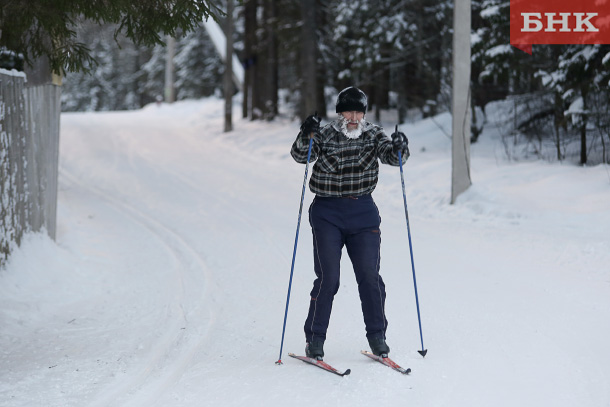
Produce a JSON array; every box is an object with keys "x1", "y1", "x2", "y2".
[{"x1": 290, "y1": 86, "x2": 409, "y2": 360}]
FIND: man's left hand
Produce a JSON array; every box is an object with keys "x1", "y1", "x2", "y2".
[{"x1": 391, "y1": 131, "x2": 409, "y2": 154}]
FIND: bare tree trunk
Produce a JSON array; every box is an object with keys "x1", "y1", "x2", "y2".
[
  {"x1": 553, "y1": 93, "x2": 564, "y2": 161},
  {"x1": 374, "y1": 41, "x2": 391, "y2": 123},
  {"x1": 315, "y1": 0, "x2": 327, "y2": 118},
  {"x1": 243, "y1": 0, "x2": 257, "y2": 119},
  {"x1": 580, "y1": 87, "x2": 588, "y2": 165},
  {"x1": 299, "y1": 0, "x2": 319, "y2": 120},
  {"x1": 580, "y1": 119, "x2": 587, "y2": 165},
  {"x1": 224, "y1": 0, "x2": 234, "y2": 132},
  {"x1": 397, "y1": 67, "x2": 408, "y2": 124},
  {"x1": 251, "y1": 1, "x2": 263, "y2": 119},
  {"x1": 262, "y1": 0, "x2": 278, "y2": 120},
  {"x1": 601, "y1": 133, "x2": 610, "y2": 164}
]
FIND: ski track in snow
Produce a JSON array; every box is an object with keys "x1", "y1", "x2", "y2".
[{"x1": 58, "y1": 169, "x2": 218, "y2": 406}]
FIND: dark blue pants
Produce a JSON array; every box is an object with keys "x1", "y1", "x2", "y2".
[{"x1": 304, "y1": 194, "x2": 388, "y2": 343}]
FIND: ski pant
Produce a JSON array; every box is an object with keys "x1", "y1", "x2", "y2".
[{"x1": 304, "y1": 194, "x2": 388, "y2": 343}]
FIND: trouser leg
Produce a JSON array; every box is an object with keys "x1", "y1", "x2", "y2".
[
  {"x1": 345, "y1": 200, "x2": 388, "y2": 339},
  {"x1": 304, "y1": 200, "x2": 343, "y2": 343}
]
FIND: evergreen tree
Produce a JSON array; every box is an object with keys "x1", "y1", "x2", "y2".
[
  {"x1": 543, "y1": 45, "x2": 610, "y2": 165},
  {"x1": 174, "y1": 26, "x2": 223, "y2": 101},
  {"x1": 62, "y1": 23, "x2": 223, "y2": 111},
  {"x1": 0, "y1": 0, "x2": 224, "y2": 74}
]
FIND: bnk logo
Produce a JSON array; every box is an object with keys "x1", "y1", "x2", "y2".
[
  {"x1": 521, "y1": 13, "x2": 599, "y2": 33},
  {"x1": 510, "y1": 0, "x2": 610, "y2": 54}
]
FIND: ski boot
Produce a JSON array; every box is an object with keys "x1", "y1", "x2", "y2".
[
  {"x1": 305, "y1": 341, "x2": 324, "y2": 360},
  {"x1": 368, "y1": 337, "x2": 390, "y2": 358}
]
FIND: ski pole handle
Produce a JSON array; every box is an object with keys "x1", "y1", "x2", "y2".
[{"x1": 310, "y1": 110, "x2": 318, "y2": 140}]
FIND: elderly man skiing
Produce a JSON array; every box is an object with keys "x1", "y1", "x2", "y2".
[{"x1": 290, "y1": 86, "x2": 409, "y2": 360}]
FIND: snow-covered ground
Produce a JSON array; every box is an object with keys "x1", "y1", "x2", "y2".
[{"x1": 1, "y1": 97, "x2": 609, "y2": 407}]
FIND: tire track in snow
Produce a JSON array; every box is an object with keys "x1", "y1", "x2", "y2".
[{"x1": 60, "y1": 168, "x2": 218, "y2": 407}]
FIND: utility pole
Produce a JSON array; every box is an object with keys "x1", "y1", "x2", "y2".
[
  {"x1": 451, "y1": 0, "x2": 472, "y2": 204},
  {"x1": 164, "y1": 36, "x2": 176, "y2": 103}
]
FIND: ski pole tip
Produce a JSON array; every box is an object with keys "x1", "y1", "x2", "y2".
[
  {"x1": 418, "y1": 349, "x2": 428, "y2": 358},
  {"x1": 275, "y1": 359, "x2": 283, "y2": 365}
]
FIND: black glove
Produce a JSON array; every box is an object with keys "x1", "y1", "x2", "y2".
[
  {"x1": 300, "y1": 114, "x2": 321, "y2": 138},
  {"x1": 391, "y1": 131, "x2": 409, "y2": 154}
]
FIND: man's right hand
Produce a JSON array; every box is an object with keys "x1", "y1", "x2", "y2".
[{"x1": 300, "y1": 114, "x2": 321, "y2": 138}]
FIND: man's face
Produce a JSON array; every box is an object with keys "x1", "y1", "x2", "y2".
[{"x1": 340, "y1": 111, "x2": 365, "y2": 130}]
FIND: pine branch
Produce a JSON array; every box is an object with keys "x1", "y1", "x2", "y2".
[{"x1": 0, "y1": 0, "x2": 225, "y2": 74}]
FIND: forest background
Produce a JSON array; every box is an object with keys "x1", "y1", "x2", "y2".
[{"x1": 3, "y1": 0, "x2": 610, "y2": 166}]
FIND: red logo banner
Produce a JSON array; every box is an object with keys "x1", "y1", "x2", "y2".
[{"x1": 510, "y1": 0, "x2": 610, "y2": 54}]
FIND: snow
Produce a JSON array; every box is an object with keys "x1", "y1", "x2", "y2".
[
  {"x1": 485, "y1": 44, "x2": 513, "y2": 58},
  {"x1": 1, "y1": 96, "x2": 610, "y2": 406},
  {"x1": 0, "y1": 68, "x2": 27, "y2": 79},
  {"x1": 201, "y1": 17, "x2": 244, "y2": 89},
  {"x1": 480, "y1": 4, "x2": 502, "y2": 19},
  {"x1": 565, "y1": 97, "x2": 586, "y2": 124}
]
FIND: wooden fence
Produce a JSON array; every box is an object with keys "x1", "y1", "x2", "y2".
[{"x1": 0, "y1": 69, "x2": 60, "y2": 267}]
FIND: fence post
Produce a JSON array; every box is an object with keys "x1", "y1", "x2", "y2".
[{"x1": 0, "y1": 69, "x2": 61, "y2": 266}]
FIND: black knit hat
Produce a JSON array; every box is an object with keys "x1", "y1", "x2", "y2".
[{"x1": 335, "y1": 86, "x2": 368, "y2": 113}]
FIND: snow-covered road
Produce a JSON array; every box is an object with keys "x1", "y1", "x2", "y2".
[{"x1": 2, "y1": 98, "x2": 609, "y2": 406}]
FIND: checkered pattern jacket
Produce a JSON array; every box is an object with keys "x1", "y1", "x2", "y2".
[{"x1": 290, "y1": 119, "x2": 408, "y2": 197}]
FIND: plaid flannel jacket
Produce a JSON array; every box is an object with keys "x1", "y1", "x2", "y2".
[{"x1": 290, "y1": 119, "x2": 409, "y2": 197}]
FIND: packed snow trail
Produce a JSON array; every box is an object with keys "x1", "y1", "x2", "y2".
[{"x1": 1, "y1": 98, "x2": 609, "y2": 406}]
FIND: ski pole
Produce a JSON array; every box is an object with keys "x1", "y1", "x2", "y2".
[
  {"x1": 276, "y1": 122, "x2": 315, "y2": 365},
  {"x1": 396, "y1": 125, "x2": 428, "y2": 357}
]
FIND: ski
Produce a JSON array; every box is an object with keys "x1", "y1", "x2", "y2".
[
  {"x1": 288, "y1": 353, "x2": 351, "y2": 377},
  {"x1": 361, "y1": 350, "x2": 411, "y2": 375}
]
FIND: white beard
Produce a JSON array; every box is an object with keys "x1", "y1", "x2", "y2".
[{"x1": 339, "y1": 116, "x2": 363, "y2": 139}]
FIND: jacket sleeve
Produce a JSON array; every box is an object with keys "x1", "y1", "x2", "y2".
[
  {"x1": 290, "y1": 130, "x2": 319, "y2": 164},
  {"x1": 375, "y1": 128, "x2": 409, "y2": 166}
]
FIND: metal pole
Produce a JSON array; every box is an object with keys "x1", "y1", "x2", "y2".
[
  {"x1": 398, "y1": 148, "x2": 428, "y2": 357},
  {"x1": 276, "y1": 136, "x2": 314, "y2": 365}
]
